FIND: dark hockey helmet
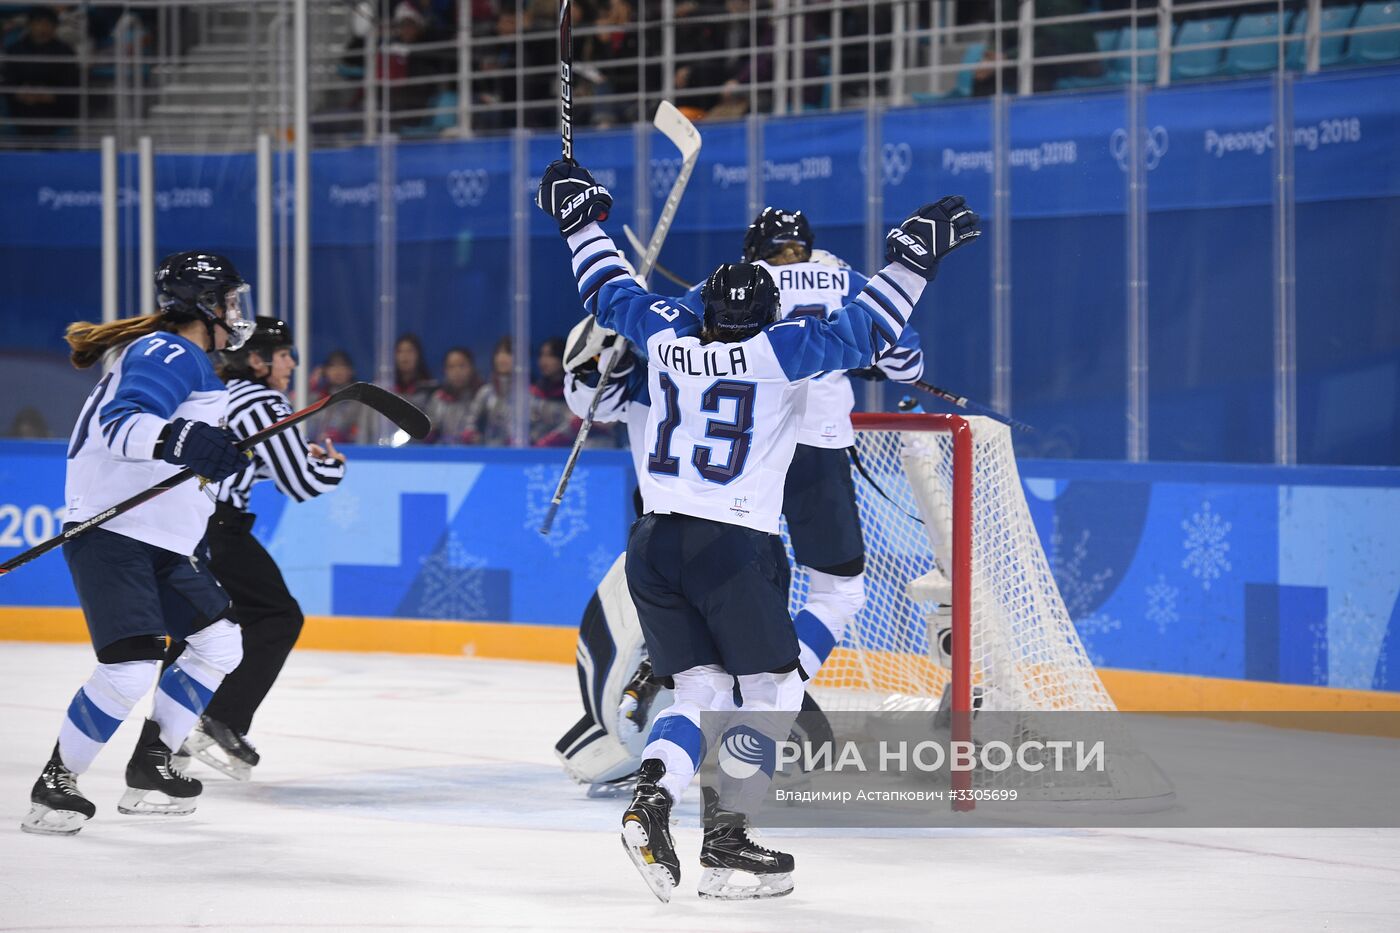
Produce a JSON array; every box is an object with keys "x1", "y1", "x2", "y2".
[
  {"x1": 700, "y1": 263, "x2": 780, "y2": 343},
  {"x1": 219, "y1": 316, "x2": 296, "y2": 379},
  {"x1": 155, "y1": 251, "x2": 255, "y2": 351},
  {"x1": 741, "y1": 207, "x2": 814, "y2": 262}
]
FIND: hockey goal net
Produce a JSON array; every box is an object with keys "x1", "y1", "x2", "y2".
[{"x1": 784, "y1": 413, "x2": 1173, "y2": 810}]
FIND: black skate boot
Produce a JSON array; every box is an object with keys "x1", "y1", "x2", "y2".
[
  {"x1": 20, "y1": 745, "x2": 96, "y2": 836},
  {"x1": 620, "y1": 758, "x2": 680, "y2": 903},
  {"x1": 698, "y1": 786, "x2": 795, "y2": 900},
  {"x1": 118, "y1": 719, "x2": 202, "y2": 816},
  {"x1": 185, "y1": 716, "x2": 259, "y2": 781}
]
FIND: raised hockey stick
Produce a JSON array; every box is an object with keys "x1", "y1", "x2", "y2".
[
  {"x1": 621, "y1": 224, "x2": 694, "y2": 289},
  {"x1": 0, "y1": 383, "x2": 430, "y2": 577},
  {"x1": 911, "y1": 380, "x2": 1034, "y2": 433},
  {"x1": 540, "y1": 102, "x2": 702, "y2": 535}
]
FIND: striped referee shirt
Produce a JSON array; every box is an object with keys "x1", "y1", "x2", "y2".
[{"x1": 216, "y1": 379, "x2": 346, "y2": 511}]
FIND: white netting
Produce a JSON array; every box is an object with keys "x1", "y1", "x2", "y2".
[{"x1": 784, "y1": 416, "x2": 1174, "y2": 807}]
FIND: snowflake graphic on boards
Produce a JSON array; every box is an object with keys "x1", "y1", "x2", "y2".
[
  {"x1": 1048, "y1": 515, "x2": 1114, "y2": 619},
  {"x1": 417, "y1": 532, "x2": 488, "y2": 620},
  {"x1": 1181, "y1": 501, "x2": 1231, "y2": 590},
  {"x1": 523, "y1": 464, "x2": 589, "y2": 552},
  {"x1": 587, "y1": 544, "x2": 618, "y2": 583},
  {"x1": 1320, "y1": 593, "x2": 1377, "y2": 689},
  {"x1": 1074, "y1": 612, "x2": 1123, "y2": 666},
  {"x1": 1144, "y1": 574, "x2": 1180, "y2": 635},
  {"x1": 326, "y1": 491, "x2": 361, "y2": 531}
]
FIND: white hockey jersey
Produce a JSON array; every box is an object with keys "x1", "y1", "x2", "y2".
[
  {"x1": 684, "y1": 249, "x2": 926, "y2": 450},
  {"x1": 567, "y1": 223, "x2": 926, "y2": 535},
  {"x1": 64, "y1": 332, "x2": 229, "y2": 556}
]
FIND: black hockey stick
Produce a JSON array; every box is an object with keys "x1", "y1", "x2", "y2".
[
  {"x1": 559, "y1": 0, "x2": 575, "y2": 162},
  {"x1": 0, "y1": 383, "x2": 429, "y2": 577},
  {"x1": 912, "y1": 380, "x2": 1034, "y2": 433}
]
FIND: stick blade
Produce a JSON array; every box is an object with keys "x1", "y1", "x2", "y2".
[
  {"x1": 653, "y1": 101, "x2": 701, "y2": 158},
  {"x1": 334, "y1": 383, "x2": 433, "y2": 439}
]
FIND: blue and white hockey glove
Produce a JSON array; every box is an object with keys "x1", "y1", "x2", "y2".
[
  {"x1": 886, "y1": 196, "x2": 981, "y2": 281},
  {"x1": 536, "y1": 159, "x2": 612, "y2": 236},
  {"x1": 157, "y1": 418, "x2": 247, "y2": 482}
]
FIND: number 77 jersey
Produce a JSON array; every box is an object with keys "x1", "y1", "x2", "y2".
[{"x1": 565, "y1": 222, "x2": 927, "y2": 535}]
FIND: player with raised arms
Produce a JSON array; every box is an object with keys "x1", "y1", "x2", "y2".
[
  {"x1": 22, "y1": 252, "x2": 255, "y2": 835},
  {"x1": 689, "y1": 207, "x2": 930, "y2": 689},
  {"x1": 170, "y1": 316, "x2": 347, "y2": 780},
  {"x1": 537, "y1": 158, "x2": 979, "y2": 900}
]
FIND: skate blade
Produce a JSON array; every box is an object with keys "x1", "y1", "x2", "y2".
[
  {"x1": 698, "y1": 867, "x2": 794, "y2": 900},
  {"x1": 621, "y1": 819, "x2": 677, "y2": 903},
  {"x1": 19, "y1": 803, "x2": 90, "y2": 836},
  {"x1": 586, "y1": 778, "x2": 637, "y2": 799},
  {"x1": 191, "y1": 746, "x2": 252, "y2": 781},
  {"x1": 116, "y1": 788, "x2": 198, "y2": 816}
]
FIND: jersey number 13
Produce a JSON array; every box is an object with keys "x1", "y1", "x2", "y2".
[{"x1": 646, "y1": 375, "x2": 756, "y2": 485}]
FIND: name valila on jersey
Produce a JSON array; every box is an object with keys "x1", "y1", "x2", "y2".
[
  {"x1": 64, "y1": 332, "x2": 229, "y2": 556},
  {"x1": 566, "y1": 222, "x2": 925, "y2": 535}
]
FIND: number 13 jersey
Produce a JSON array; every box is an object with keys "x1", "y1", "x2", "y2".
[{"x1": 566, "y1": 222, "x2": 927, "y2": 535}]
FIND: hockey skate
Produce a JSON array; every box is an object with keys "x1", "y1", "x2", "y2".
[
  {"x1": 117, "y1": 719, "x2": 202, "y2": 815},
  {"x1": 620, "y1": 759, "x2": 680, "y2": 903},
  {"x1": 184, "y1": 716, "x2": 259, "y2": 781},
  {"x1": 697, "y1": 787, "x2": 794, "y2": 900},
  {"x1": 20, "y1": 745, "x2": 96, "y2": 836}
]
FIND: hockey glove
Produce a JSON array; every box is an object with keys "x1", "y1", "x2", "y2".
[
  {"x1": 564, "y1": 314, "x2": 619, "y2": 374},
  {"x1": 157, "y1": 418, "x2": 247, "y2": 482},
  {"x1": 536, "y1": 159, "x2": 612, "y2": 236},
  {"x1": 885, "y1": 196, "x2": 981, "y2": 281}
]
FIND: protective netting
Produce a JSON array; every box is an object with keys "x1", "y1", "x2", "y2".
[{"x1": 783, "y1": 416, "x2": 1174, "y2": 807}]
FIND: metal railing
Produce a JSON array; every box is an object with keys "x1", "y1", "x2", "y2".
[{"x1": 3, "y1": 1, "x2": 1399, "y2": 148}]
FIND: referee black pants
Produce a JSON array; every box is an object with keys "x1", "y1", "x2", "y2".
[{"x1": 166, "y1": 502, "x2": 305, "y2": 736}]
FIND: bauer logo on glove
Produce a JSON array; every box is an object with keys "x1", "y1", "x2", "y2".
[{"x1": 536, "y1": 159, "x2": 613, "y2": 236}]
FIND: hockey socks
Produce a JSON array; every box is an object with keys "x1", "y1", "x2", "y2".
[
  {"x1": 152, "y1": 620, "x2": 242, "y2": 754},
  {"x1": 793, "y1": 570, "x2": 864, "y2": 679},
  {"x1": 56, "y1": 660, "x2": 160, "y2": 775}
]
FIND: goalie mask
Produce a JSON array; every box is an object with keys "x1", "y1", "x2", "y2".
[
  {"x1": 742, "y1": 207, "x2": 814, "y2": 263},
  {"x1": 155, "y1": 251, "x2": 255, "y2": 351},
  {"x1": 700, "y1": 263, "x2": 780, "y2": 343}
]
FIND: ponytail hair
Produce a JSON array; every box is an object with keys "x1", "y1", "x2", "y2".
[{"x1": 64, "y1": 314, "x2": 170, "y2": 369}]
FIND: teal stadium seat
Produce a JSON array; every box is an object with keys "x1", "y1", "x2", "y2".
[
  {"x1": 912, "y1": 42, "x2": 986, "y2": 102},
  {"x1": 1350, "y1": 2, "x2": 1400, "y2": 62},
  {"x1": 1172, "y1": 17, "x2": 1231, "y2": 81},
  {"x1": 1225, "y1": 11, "x2": 1292, "y2": 74},
  {"x1": 1108, "y1": 25, "x2": 1159, "y2": 83},
  {"x1": 1288, "y1": 5, "x2": 1358, "y2": 69}
]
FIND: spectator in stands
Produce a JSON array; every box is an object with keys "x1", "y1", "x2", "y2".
[
  {"x1": 379, "y1": 1, "x2": 450, "y2": 130},
  {"x1": 426, "y1": 347, "x2": 484, "y2": 444},
  {"x1": 579, "y1": 0, "x2": 640, "y2": 127},
  {"x1": 7, "y1": 406, "x2": 50, "y2": 438},
  {"x1": 466, "y1": 335, "x2": 517, "y2": 445},
  {"x1": 393, "y1": 333, "x2": 439, "y2": 407},
  {"x1": 529, "y1": 336, "x2": 575, "y2": 447},
  {"x1": 672, "y1": 0, "x2": 771, "y2": 117},
  {"x1": 4, "y1": 6, "x2": 80, "y2": 136},
  {"x1": 308, "y1": 350, "x2": 363, "y2": 445}
]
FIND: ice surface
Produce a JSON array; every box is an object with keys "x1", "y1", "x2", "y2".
[{"x1": 1, "y1": 643, "x2": 1398, "y2": 931}]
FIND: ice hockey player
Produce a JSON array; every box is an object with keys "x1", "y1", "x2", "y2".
[
  {"x1": 538, "y1": 158, "x2": 979, "y2": 901},
  {"x1": 169, "y1": 316, "x2": 346, "y2": 780},
  {"x1": 22, "y1": 252, "x2": 254, "y2": 835},
  {"x1": 687, "y1": 206, "x2": 930, "y2": 688}
]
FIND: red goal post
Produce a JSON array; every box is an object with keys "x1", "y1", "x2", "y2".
[{"x1": 849, "y1": 413, "x2": 974, "y2": 806}]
